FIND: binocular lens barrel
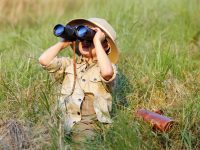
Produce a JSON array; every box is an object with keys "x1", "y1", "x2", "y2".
[
  {"x1": 54, "y1": 24, "x2": 65, "y2": 37},
  {"x1": 76, "y1": 26, "x2": 88, "y2": 38},
  {"x1": 76, "y1": 25, "x2": 95, "y2": 41},
  {"x1": 54, "y1": 24, "x2": 76, "y2": 41},
  {"x1": 53, "y1": 24, "x2": 95, "y2": 41}
]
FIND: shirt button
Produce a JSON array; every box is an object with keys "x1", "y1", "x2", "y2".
[
  {"x1": 78, "y1": 98, "x2": 82, "y2": 102},
  {"x1": 94, "y1": 78, "x2": 97, "y2": 81},
  {"x1": 77, "y1": 112, "x2": 80, "y2": 115},
  {"x1": 82, "y1": 79, "x2": 86, "y2": 82}
]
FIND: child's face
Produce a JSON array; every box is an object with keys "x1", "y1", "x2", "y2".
[{"x1": 78, "y1": 40, "x2": 109, "y2": 58}]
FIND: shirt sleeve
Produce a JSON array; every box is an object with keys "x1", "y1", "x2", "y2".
[
  {"x1": 41, "y1": 57, "x2": 71, "y2": 83},
  {"x1": 100, "y1": 64, "x2": 117, "y2": 83},
  {"x1": 100, "y1": 64, "x2": 118, "y2": 92}
]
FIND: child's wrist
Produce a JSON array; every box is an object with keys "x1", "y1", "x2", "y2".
[
  {"x1": 93, "y1": 39, "x2": 101, "y2": 46},
  {"x1": 57, "y1": 41, "x2": 70, "y2": 50}
]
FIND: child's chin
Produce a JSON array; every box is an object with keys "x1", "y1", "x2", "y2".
[
  {"x1": 80, "y1": 49, "x2": 89, "y2": 55},
  {"x1": 82, "y1": 47, "x2": 90, "y2": 52}
]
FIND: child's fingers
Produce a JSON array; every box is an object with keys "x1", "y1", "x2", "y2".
[
  {"x1": 61, "y1": 38, "x2": 71, "y2": 43},
  {"x1": 91, "y1": 27, "x2": 101, "y2": 32}
]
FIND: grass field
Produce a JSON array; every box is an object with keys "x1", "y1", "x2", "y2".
[{"x1": 0, "y1": 0, "x2": 200, "y2": 149}]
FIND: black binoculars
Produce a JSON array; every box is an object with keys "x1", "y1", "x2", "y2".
[{"x1": 53, "y1": 24, "x2": 96, "y2": 41}]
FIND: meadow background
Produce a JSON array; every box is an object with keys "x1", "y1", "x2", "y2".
[{"x1": 0, "y1": 0, "x2": 200, "y2": 149}]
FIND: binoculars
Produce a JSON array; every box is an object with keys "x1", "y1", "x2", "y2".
[{"x1": 53, "y1": 24, "x2": 96, "y2": 41}]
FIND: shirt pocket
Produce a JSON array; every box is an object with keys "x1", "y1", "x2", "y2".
[
  {"x1": 89, "y1": 74, "x2": 107, "y2": 94},
  {"x1": 89, "y1": 74, "x2": 102, "y2": 83},
  {"x1": 88, "y1": 65, "x2": 101, "y2": 83},
  {"x1": 61, "y1": 76, "x2": 74, "y2": 95}
]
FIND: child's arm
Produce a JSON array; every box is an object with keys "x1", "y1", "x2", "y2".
[
  {"x1": 93, "y1": 28, "x2": 114, "y2": 81},
  {"x1": 39, "y1": 41, "x2": 71, "y2": 66},
  {"x1": 39, "y1": 41, "x2": 72, "y2": 83}
]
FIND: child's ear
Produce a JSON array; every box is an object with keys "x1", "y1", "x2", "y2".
[{"x1": 106, "y1": 47, "x2": 111, "y2": 55}]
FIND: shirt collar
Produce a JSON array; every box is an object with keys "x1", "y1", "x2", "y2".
[{"x1": 76, "y1": 55, "x2": 98, "y2": 64}]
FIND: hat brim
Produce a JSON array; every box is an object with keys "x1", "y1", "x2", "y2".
[{"x1": 67, "y1": 19, "x2": 119, "y2": 64}]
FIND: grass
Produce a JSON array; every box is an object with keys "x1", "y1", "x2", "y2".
[{"x1": 0, "y1": 0, "x2": 200, "y2": 149}]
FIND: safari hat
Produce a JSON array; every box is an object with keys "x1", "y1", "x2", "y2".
[{"x1": 67, "y1": 18, "x2": 119, "y2": 64}]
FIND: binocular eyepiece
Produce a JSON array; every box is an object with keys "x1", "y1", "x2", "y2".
[{"x1": 53, "y1": 24, "x2": 96, "y2": 41}]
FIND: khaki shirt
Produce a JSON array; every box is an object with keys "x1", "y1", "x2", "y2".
[{"x1": 42, "y1": 56, "x2": 117, "y2": 132}]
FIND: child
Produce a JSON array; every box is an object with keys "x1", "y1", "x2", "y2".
[{"x1": 39, "y1": 18, "x2": 119, "y2": 142}]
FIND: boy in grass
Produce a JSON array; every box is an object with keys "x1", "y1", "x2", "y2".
[{"x1": 39, "y1": 18, "x2": 119, "y2": 142}]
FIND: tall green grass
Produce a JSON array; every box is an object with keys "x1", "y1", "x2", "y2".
[{"x1": 0, "y1": 0, "x2": 200, "y2": 149}]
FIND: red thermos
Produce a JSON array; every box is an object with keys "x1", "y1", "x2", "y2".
[{"x1": 136, "y1": 109, "x2": 174, "y2": 132}]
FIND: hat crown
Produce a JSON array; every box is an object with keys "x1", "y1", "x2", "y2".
[{"x1": 88, "y1": 18, "x2": 116, "y2": 41}]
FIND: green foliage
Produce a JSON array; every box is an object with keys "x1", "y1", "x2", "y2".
[{"x1": 0, "y1": 0, "x2": 200, "y2": 149}]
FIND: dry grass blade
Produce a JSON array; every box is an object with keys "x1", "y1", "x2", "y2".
[{"x1": 0, "y1": 120, "x2": 30, "y2": 150}]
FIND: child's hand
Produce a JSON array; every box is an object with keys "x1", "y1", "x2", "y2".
[
  {"x1": 92, "y1": 27, "x2": 105, "y2": 44},
  {"x1": 60, "y1": 39, "x2": 72, "y2": 49},
  {"x1": 39, "y1": 40, "x2": 72, "y2": 66}
]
